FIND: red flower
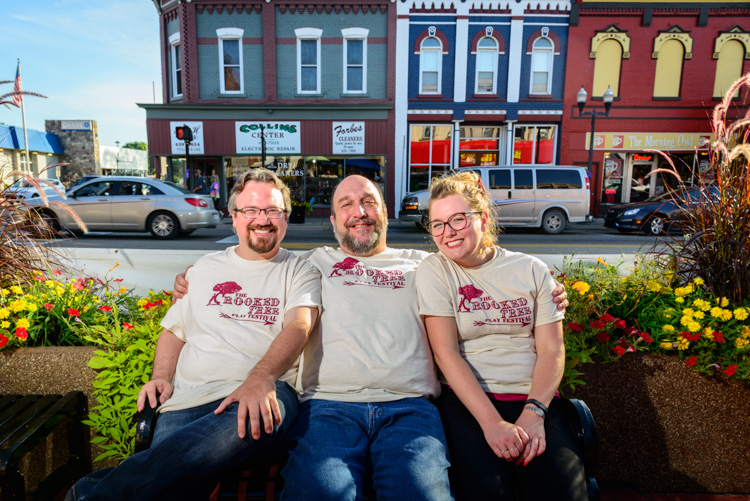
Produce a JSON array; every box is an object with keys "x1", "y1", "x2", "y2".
[
  {"x1": 589, "y1": 320, "x2": 605, "y2": 330},
  {"x1": 68, "y1": 308, "x2": 80, "y2": 317},
  {"x1": 0, "y1": 334, "x2": 8, "y2": 348},
  {"x1": 713, "y1": 331, "x2": 725, "y2": 343},
  {"x1": 640, "y1": 332, "x2": 654, "y2": 343},
  {"x1": 682, "y1": 331, "x2": 701, "y2": 342},
  {"x1": 153, "y1": 299, "x2": 164, "y2": 307},
  {"x1": 114, "y1": 278, "x2": 124, "y2": 283},
  {"x1": 568, "y1": 322, "x2": 582, "y2": 332},
  {"x1": 625, "y1": 326, "x2": 640, "y2": 337},
  {"x1": 72, "y1": 278, "x2": 86, "y2": 291},
  {"x1": 44, "y1": 303, "x2": 54, "y2": 311},
  {"x1": 613, "y1": 346, "x2": 626, "y2": 356},
  {"x1": 33, "y1": 275, "x2": 45, "y2": 282},
  {"x1": 99, "y1": 305, "x2": 113, "y2": 313},
  {"x1": 16, "y1": 328, "x2": 28, "y2": 340},
  {"x1": 600, "y1": 313, "x2": 615, "y2": 323},
  {"x1": 685, "y1": 356, "x2": 698, "y2": 366},
  {"x1": 52, "y1": 270, "x2": 62, "y2": 276},
  {"x1": 597, "y1": 332, "x2": 610, "y2": 343},
  {"x1": 123, "y1": 322, "x2": 134, "y2": 330},
  {"x1": 724, "y1": 365, "x2": 738, "y2": 376},
  {"x1": 614, "y1": 319, "x2": 627, "y2": 330}
]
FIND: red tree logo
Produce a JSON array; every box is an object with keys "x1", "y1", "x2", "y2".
[
  {"x1": 208, "y1": 281, "x2": 242, "y2": 305},
  {"x1": 457, "y1": 284, "x2": 483, "y2": 312},
  {"x1": 329, "y1": 257, "x2": 360, "y2": 277}
]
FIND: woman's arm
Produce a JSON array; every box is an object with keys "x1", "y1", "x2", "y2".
[{"x1": 424, "y1": 315, "x2": 529, "y2": 462}]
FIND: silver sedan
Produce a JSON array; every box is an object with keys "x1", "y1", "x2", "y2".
[{"x1": 25, "y1": 176, "x2": 219, "y2": 239}]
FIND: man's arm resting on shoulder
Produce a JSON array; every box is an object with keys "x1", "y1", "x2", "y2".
[
  {"x1": 214, "y1": 305, "x2": 319, "y2": 440},
  {"x1": 550, "y1": 270, "x2": 568, "y2": 311},
  {"x1": 173, "y1": 267, "x2": 191, "y2": 300},
  {"x1": 136, "y1": 328, "x2": 185, "y2": 412}
]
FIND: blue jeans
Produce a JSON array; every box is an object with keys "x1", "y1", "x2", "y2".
[
  {"x1": 280, "y1": 398, "x2": 453, "y2": 501},
  {"x1": 66, "y1": 381, "x2": 298, "y2": 501}
]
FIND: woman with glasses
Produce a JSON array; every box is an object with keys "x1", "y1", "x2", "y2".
[{"x1": 415, "y1": 171, "x2": 586, "y2": 501}]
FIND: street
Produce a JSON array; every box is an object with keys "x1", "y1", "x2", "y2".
[{"x1": 47, "y1": 218, "x2": 674, "y2": 256}]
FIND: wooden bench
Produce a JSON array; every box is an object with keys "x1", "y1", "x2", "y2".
[
  {"x1": 135, "y1": 397, "x2": 599, "y2": 500},
  {"x1": 0, "y1": 392, "x2": 92, "y2": 501}
]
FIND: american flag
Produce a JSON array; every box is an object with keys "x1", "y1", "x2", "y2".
[{"x1": 12, "y1": 61, "x2": 22, "y2": 106}]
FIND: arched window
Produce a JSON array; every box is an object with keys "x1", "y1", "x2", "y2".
[
  {"x1": 530, "y1": 38, "x2": 553, "y2": 95},
  {"x1": 217, "y1": 28, "x2": 244, "y2": 94},
  {"x1": 593, "y1": 39, "x2": 623, "y2": 97},
  {"x1": 475, "y1": 37, "x2": 498, "y2": 94},
  {"x1": 714, "y1": 40, "x2": 745, "y2": 98},
  {"x1": 653, "y1": 40, "x2": 684, "y2": 98},
  {"x1": 420, "y1": 37, "x2": 442, "y2": 94}
]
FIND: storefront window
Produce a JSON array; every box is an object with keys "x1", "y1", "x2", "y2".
[
  {"x1": 408, "y1": 125, "x2": 452, "y2": 192},
  {"x1": 601, "y1": 152, "x2": 624, "y2": 205},
  {"x1": 459, "y1": 127, "x2": 500, "y2": 167},
  {"x1": 512, "y1": 125, "x2": 556, "y2": 164}
]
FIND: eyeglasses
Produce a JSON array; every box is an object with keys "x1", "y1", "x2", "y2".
[
  {"x1": 233, "y1": 207, "x2": 285, "y2": 220},
  {"x1": 426, "y1": 212, "x2": 481, "y2": 236}
]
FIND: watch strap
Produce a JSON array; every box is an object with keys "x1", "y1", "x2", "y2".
[{"x1": 524, "y1": 398, "x2": 549, "y2": 417}]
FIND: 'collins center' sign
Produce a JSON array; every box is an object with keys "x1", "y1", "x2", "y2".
[{"x1": 235, "y1": 122, "x2": 301, "y2": 155}]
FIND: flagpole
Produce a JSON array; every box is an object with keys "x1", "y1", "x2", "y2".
[{"x1": 17, "y1": 60, "x2": 33, "y2": 176}]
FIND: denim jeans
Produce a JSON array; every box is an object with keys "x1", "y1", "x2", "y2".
[
  {"x1": 280, "y1": 398, "x2": 453, "y2": 501},
  {"x1": 66, "y1": 380, "x2": 298, "y2": 501}
]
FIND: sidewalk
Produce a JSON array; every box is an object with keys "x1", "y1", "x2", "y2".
[{"x1": 599, "y1": 488, "x2": 750, "y2": 500}]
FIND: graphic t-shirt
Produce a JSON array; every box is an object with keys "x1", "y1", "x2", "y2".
[
  {"x1": 159, "y1": 246, "x2": 321, "y2": 412},
  {"x1": 416, "y1": 247, "x2": 564, "y2": 395},
  {"x1": 298, "y1": 246, "x2": 440, "y2": 402}
]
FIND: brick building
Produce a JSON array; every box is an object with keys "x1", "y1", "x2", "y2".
[
  {"x1": 140, "y1": 0, "x2": 396, "y2": 214},
  {"x1": 562, "y1": 0, "x2": 750, "y2": 216}
]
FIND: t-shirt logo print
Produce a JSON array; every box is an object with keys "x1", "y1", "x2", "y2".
[
  {"x1": 457, "y1": 284, "x2": 484, "y2": 312},
  {"x1": 206, "y1": 281, "x2": 279, "y2": 326},
  {"x1": 328, "y1": 257, "x2": 406, "y2": 289}
]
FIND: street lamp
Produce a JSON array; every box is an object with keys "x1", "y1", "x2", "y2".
[{"x1": 577, "y1": 85, "x2": 614, "y2": 180}]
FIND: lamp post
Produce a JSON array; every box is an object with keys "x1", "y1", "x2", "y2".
[{"x1": 577, "y1": 85, "x2": 614, "y2": 178}]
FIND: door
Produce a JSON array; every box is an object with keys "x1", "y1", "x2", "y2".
[
  {"x1": 108, "y1": 181, "x2": 159, "y2": 230},
  {"x1": 65, "y1": 180, "x2": 114, "y2": 230},
  {"x1": 509, "y1": 168, "x2": 536, "y2": 223},
  {"x1": 626, "y1": 157, "x2": 657, "y2": 203}
]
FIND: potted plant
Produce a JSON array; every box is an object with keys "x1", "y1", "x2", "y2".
[{"x1": 289, "y1": 199, "x2": 312, "y2": 224}]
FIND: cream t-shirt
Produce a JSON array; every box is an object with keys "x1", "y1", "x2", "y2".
[
  {"x1": 416, "y1": 247, "x2": 564, "y2": 395},
  {"x1": 158, "y1": 246, "x2": 321, "y2": 412},
  {"x1": 298, "y1": 246, "x2": 440, "y2": 402}
]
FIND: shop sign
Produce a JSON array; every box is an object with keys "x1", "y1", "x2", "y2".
[
  {"x1": 235, "y1": 122, "x2": 301, "y2": 155},
  {"x1": 61, "y1": 120, "x2": 92, "y2": 131},
  {"x1": 332, "y1": 122, "x2": 365, "y2": 154},
  {"x1": 273, "y1": 161, "x2": 305, "y2": 177},
  {"x1": 585, "y1": 132, "x2": 712, "y2": 151},
  {"x1": 170, "y1": 121, "x2": 205, "y2": 155}
]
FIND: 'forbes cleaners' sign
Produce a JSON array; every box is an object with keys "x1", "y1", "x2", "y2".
[
  {"x1": 332, "y1": 122, "x2": 365, "y2": 154},
  {"x1": 235, "y1": 122, "x2": 301, "y2": 155}
]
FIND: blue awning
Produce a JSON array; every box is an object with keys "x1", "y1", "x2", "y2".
[{"x1": 0, "y1": 125, "x2": 64, "y2": 154}]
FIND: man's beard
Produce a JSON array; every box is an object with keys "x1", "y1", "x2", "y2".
[
  {"x1": 333, "y1": 217, "x2": 387, "y2": 255},
  {"x1": 244, "y1": 223, "x2": 278, "y2": 254}
]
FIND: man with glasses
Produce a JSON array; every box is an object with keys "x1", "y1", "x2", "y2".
[{"x1": 66, "y1": 169, "x2": 321, "y2": 501}]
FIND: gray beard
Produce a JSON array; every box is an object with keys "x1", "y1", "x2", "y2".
[{"x1": 334, "y1": 219, "x2": 387, "y2": 255}]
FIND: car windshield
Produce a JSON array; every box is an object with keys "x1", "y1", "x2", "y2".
[{"x1": 160, "y1": 180, "x2": 191, "y2": 194}]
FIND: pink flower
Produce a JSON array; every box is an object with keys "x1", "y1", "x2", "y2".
[
  {"x1": 685, "y1": 356, "x2": 698, "y2": 366},
  {"x1": 99, "y1": 305, "x2": 113, "y2": 313},
  {"x1": 16, "y1": 328, "x2": 28, "y2": 340},
  {"x1": 724, "y1": 365, "x2": 738, "y2": 376},
  {"x1": 44, "y1": 303, "x2": 54, "y2": 311},
  {"x1": 614, "y1": 319, "x2": 627, "y2": 330},
  {"x1": 68, "y1": 308, "x2": 80, "y2": 317},
  {"x1": 613, "y1": 346, "x2": 626, "y2": 356},
  {"x1": 597, "y1": 332, "x2": 610, "y2": 343},
  {"x1": 123, "y1": 322, "x2": 134, "y2": 330}
]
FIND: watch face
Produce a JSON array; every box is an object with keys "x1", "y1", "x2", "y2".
[{"x1": 525, "y1": 405, "x2": 544, "y2": 417}]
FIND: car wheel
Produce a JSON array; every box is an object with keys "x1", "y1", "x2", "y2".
[
  {"x1": 419, "y1": 211, "x2": 430, "y2": 231},
  {"x1": 148, "y1": 211, "x2": 180, "y2": 239},
  {"x1": 645, "y1": 215, "x2": 666, "y2": 235},
  {"x1": 38, "y1": 210, "x2": 61, "y2": 232},
  {"x1": 541, "y1": 209, "x2": 566, "y2": 234}
]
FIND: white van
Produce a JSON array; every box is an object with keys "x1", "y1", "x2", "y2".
[{"x1": 399, "y1": 165, "x2": 593, "y2": 234}]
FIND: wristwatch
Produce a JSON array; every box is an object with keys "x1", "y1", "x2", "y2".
[{"x1": 523, "y1": 405, "x2": 546, "y2": 419}]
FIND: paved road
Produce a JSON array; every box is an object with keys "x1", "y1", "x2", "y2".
[{"x1": 46, "y1": 217, "x2": 676, "y2": 256}]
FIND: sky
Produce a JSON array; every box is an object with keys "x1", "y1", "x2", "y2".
[{"x1": 1, "y1": 0, "x2": 162, "y2": 147}]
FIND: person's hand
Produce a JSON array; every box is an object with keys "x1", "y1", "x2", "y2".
[
  {"x1": 214, "y1": 374, "x2": 281, "y2": 440},
  {"x1": 515, "y1": 411, "x2": 547, "y2": 466},
  {"x1": 173, "y1": 266, "x2": 192, "y2": 300},
  {"x1": 481, "y1": 419, "x2": 530, "y2": 463},
  {"x1": 550, "y1": 270, "x2": 568, "y2": 311},
  {"x1": 136, "y1": 378, "x2": 174, "y2": 412}
]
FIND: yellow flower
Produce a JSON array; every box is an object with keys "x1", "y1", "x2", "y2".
[
  {"x1": 717, "y1": 309, "x2": 733, "y2": 322},
  {"x1": 664, "y1": 314, "x2": 672, "y2": 319},
  {"x1": 682, "y1": 308, "x2": 695, "y2": 316},
  {"x1": 693, "y1": 299, "x2": 711, "y2": 311},
  {"x1": 9, "y1": 300, "x2": 28, "y2": 313},
  {"x1": 735, "y1": 338, "x2": 750, "y2": 349},
  {"x1": 693, "y1": 277, "x2": 704, "y2": 286},
  {"x1": 676, "y1": 338, "x2": 689, "y2": 350},
  {"x1": 83, "y1": 305, "x2": 90, "y2": 312},
  {"x1": 662, "y1": 324, "x2": 675, "y2": 332},
  {"x1": 10, "y1": 285, "x2": 23, "y2": 295},
  {"x1": 660, "y1": 342, "x2": 674, "y2": 350},
  {"x1": 0, "y1": 321, "x2": 9, "y2": 328},
  {"x1": 646, "y1": 280, "x2": 662, "y2": 292},
  {"x1": 742, "y1": 326, "x2": 750, "y2": 338},
  {"x1": 45, "y1": 280, "x2": 55, "y2": 288},
  {"x1": 680, "y1": 315, "x2": 693, "y2": 327},
  {"x1": 137, "y1": 298, "x2": 148, "y2": 308},
  {"x1": 676, "y1": 297, "x2": 684, "y2": 303},
  {"x1": 115, "y1": 287, "x2": 128, "y2": 296},
  {"x1": 597, "y1": 256, "x2": 609, "y2": 266},
  {"x1": 704, "y1": 326, "x2": 714, "y2": 337},
  {"x1": 734, "y1": 308, "x2": 749, "y2": 321},
  {"x1": 1, "y1": 288, "x2": 9, "y2": 295},
  {"x1": 0, "y1": 308, "x2": 9, "y2": 319},
  {"x1": 693, "y1": 311, "x2": 705, "y2": 320},
  {"x1": 16, "y1": 318, "x2": 30, "y2": 329},
  {"x1": 710, "y1": 307, "x2": 723, "y2": 318},
  {"x1": 588, "y1": 294, "x2": 594, "y2": 301},
  {"x1": 719, "y1": 297, "x2": 729, "y2": 307},
  {"x1": 571, "y1": 281, "x2": 591, "y2": 295},
  {"x1": 27, "y1": 303, "x2": 37, "y2": 313},
  {"x1": 687, "y1": 321, "x2": 701, "y2": 332}
]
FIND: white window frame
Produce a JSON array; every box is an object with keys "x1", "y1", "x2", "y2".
[
  {"x1": 342, "y1": 28, "x2": 368, "y2": 94},
  {"x1": 217, "y1": 28, "x2": 244, "y2": 94},
  {"x1": 168, "y1": 33, "x2": 182, "y2": 99},
  {"x1": 419, "y1": 37, "x2": 443, "y2": 95},
  {"x1": 474, "y1": 37, "x2": 498, "y2": 95},
  {"x1": 296, "y1": 28, "x2": 323, "y2": 94},
  {"x1": 530, "y1": 37, "x2": 554, "y2": 95}
]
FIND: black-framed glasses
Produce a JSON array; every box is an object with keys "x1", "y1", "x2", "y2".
[
  {"x1": 426, "y1": 211, "x2": 481, "y2": 236},
  {"x1": 233, "y1": 207, "x2": 285, "y2": 220}
]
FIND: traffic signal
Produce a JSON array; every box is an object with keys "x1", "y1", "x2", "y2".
[{"x1": 175, "y1": 125, "x2": 193, "y2": 142}]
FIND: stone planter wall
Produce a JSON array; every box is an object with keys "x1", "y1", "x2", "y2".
[{"x1": 569, "y1": 354, "x2": 750, "y2": 493}]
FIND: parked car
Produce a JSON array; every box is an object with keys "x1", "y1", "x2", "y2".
[
  {"x1": 24, "y1": 176, "x2": 219, "y2": 239},
  {"x1": 399, "y1": 165, "x2": 593, "y2": 234},
  {"x1": 603, "y1": 186, "x2": 718, "y2": 235},
  {"x1": 7, "y1": 178, "x2": 66, "y2": 199}
]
